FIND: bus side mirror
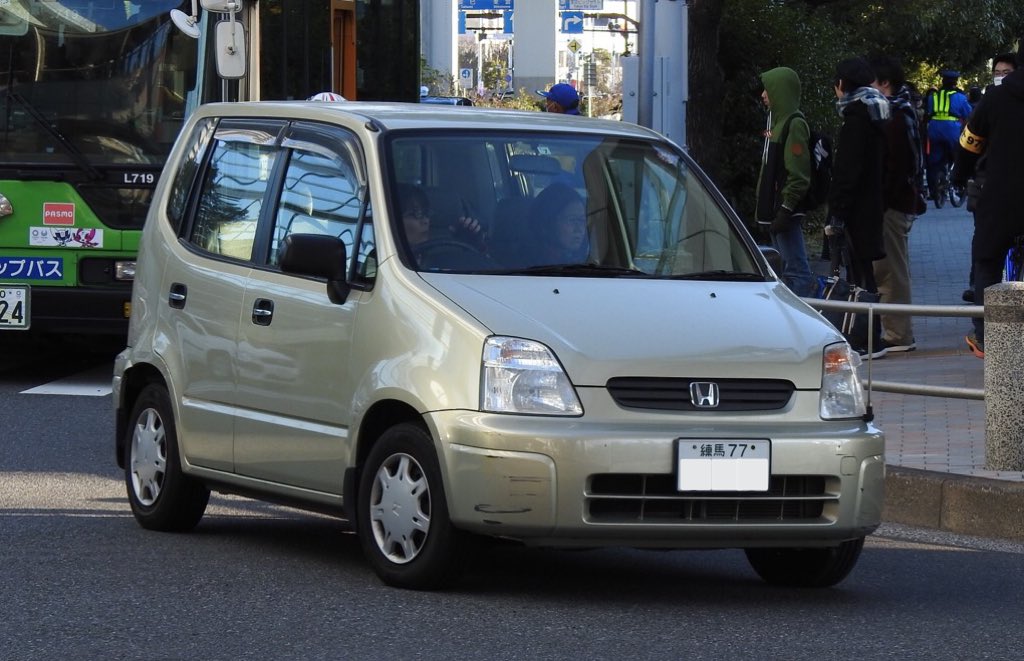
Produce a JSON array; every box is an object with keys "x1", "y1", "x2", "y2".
[
  {"x1": 203, "y1": 0, "x2": 246, "y2": 80},
  {"x1": 200, "y1": 0, "x2": 241, "y2": 11},
  {"x1": 214, "y1": 20, "x2": 246, "y2": 79}
]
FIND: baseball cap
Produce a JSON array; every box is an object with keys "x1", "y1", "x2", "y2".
[{"x1": 537, "y1": 83, "x2": 580, "y2": 115}]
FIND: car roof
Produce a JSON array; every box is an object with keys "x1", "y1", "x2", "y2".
[{"x1": 194, "y1": 100, "x2": 663, "y2": 142}]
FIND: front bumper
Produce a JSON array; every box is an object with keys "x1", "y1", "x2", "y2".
[
  {"x1": 430, "y1": 400, "x2": 884, "y2": 549},
  {"x1": 18, "y1": 284, "x2": 131, "y2": 336}
]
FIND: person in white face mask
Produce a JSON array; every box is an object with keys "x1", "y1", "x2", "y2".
[{"x1": 988, "y1": 53, "x2": 1016, "y2": 92}]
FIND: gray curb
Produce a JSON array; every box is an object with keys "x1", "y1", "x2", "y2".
[{"x1": 884, "y1": 465, "x2": 1024, "y2": 541}]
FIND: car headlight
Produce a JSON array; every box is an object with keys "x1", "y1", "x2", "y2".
[
  {"x1": 819, "y1": 342, "x2": 866, "y2": 419},
  {"x1": 481, "y1": 336, "x2": 582, "y2": 415}
]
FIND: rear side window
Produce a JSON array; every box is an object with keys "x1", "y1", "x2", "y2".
[
  {"x1": 189, "y1": 124, "x2": 283, "y2": 261},
  {"x1": 165, "y1": 117, "x2": 216, "y2": 229}
]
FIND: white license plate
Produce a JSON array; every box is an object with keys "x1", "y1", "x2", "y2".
[
  {"x1": 0, "y1": 285, "x2": 30, "y2": 329},
  {"x1": 676, "y1": 439, "x2": 770, "y2": 492}
]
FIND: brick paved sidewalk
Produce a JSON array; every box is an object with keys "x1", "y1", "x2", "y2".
[{"x1": 817, "y1": 203, "x2": 1022, "y2": 481}]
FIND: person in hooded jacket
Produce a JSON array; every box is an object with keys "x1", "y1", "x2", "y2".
[
  {"x1": 953, "y1": 61, "x2": 1024, "y2": 359},
  {"x1": 754, "y1": 66, "x2": 816, "y2": 298},
  {"x1": 825, "y1": 56, "x2": 890, "y2": 358}
]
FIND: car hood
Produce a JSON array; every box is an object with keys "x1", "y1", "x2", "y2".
[{"x1": 419, "y1": 274, "x2": 842, "y2": 389}]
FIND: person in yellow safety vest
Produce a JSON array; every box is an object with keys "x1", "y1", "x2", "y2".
[{"x1": 925, "y1": 69, "x2": 972, "y2": 206}]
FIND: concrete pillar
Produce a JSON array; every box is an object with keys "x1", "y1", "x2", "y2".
[
  {"x1": 984, "y1": 281, "x2": 1024, "y2": 470},
  {"x1": 621, "y1": 0, "x2": 688, "y2": 145},
  {"x1": 511, "y1": 0, "x2": 557, "y2": 97},
  {"x1": 421, "y1": 0, "x2": 457, "y2": 84}
]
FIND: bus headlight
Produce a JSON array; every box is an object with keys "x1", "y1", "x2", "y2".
[{"x1": 115, "y1": 260, "x2": 136, "y2": 281}]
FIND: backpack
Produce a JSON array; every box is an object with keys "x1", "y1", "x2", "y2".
[{"x1": 781, "y1": 114, "x2": 833, "y2": 212}]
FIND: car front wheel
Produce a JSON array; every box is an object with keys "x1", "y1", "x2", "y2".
[
  {"x1": 124, "y1": 383, "x2": 209, "y2": 532},
  {"x1": 357, "y1": 423, "x2": 472, "y2": 590},
  {"x1": 744, "y1": 537, "x2": 865, "y2": 587}
]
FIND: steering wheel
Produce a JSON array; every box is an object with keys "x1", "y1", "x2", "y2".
[
  {"x1": 414, "y1": 239, "x2": 491, "y2": 269},
  {"x1": 416, "y1": 238, "x2": 481, "y2": 257}
]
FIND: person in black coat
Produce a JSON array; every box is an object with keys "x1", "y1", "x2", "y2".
[
  {"x1": 953, "y1": 61, "x2": 1024, "y2": 358},
  {"x1": 825, "y1": 57, "x2": 890, "y2": 294}
]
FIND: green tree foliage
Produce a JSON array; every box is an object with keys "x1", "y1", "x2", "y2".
[
  {"x1": 420, "y1": 57, "x2": 457, "y2": 96},
  {"x1": 693, "y1": 0, "x2": 1024, "y2": 226}
]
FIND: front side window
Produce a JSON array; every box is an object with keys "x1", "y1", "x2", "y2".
[
  {"x1": 269, "y1": 126, "x2": 374, "y2": 280},
  {"x1": 385, "y1": 131, "x2": 762, "y2": 280},
  {"x1": 190, "y1": 127, "x2": 281, "y2": 261}
]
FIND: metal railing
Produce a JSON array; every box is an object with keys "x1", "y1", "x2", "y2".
[{"x1": 802, "y1": 298, "x2": 985, "y2": 401}]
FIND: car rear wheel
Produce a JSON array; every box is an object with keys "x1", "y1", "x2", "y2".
[
  {"x1": 744, "y1": 537, "x2": 865, "y2": 587},
  {"x1": 124, "y1": 383, "x2": 209, "y2": 531},
  {"x1": 357, "y1": 423, "x2": 471, "y2": 590}
]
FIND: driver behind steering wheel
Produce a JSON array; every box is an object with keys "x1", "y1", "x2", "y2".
[{"x1": 397, "y1": 184, "x2": 485, "y2": 266}]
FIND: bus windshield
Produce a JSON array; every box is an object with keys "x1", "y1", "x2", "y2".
[{"x1": 0, "y1": 0, "x2": 195, "y2": 168}]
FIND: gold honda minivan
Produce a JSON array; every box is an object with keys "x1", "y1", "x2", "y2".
[{"x1": 113, "y1": 101, "x2": 884, "y2": 590}]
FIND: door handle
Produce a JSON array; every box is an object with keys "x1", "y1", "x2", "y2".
[
  {"x1": 252, "y1": 298, "x2": 274, "y2": 326},
  {"x1": 168, "y1": 283, "x2": 187, "y2": 309}
]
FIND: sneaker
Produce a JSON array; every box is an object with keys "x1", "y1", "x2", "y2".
[
  {"x1": 962, "y1": 288, "x2": 975, "y2": 303},
  {"x1": 880, "y1": 339, "x2": 916, "y2": 352},
  {"x1": 965, "y1": 333, "x2": 985, "y2": 359},
  {"x1": 854, "y1": 344, "x2": 888, "y2": 360}
]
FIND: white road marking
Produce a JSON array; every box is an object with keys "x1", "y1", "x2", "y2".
[{"x1": 21, "y1": 364, "x2": 113, "y2": 396}]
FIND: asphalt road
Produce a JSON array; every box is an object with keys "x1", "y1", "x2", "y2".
[{"x1": 2, "y1": 335, "x2": 1024, "y2": 660}]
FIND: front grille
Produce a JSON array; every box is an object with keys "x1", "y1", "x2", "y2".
[
  {"x1": 606, "y1": 377, "x2": 795, "y2": 411},
  {"x1": 586, "y1": 473, "x2": 835, "y2": 524}
]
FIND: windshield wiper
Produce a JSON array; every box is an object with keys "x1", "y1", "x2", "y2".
[
  {"x1": 4, "y1": 44, "x2": 101, "y2": 181},
  {"x1": 669, "y1": 270, "x2": 766, "y2": 281},
  {"x1": 6, "y1": 91, "x2": 102, "y2": 181},
  {"x1": 509, "y1": 263, "x2": 648, "y2": 277}
]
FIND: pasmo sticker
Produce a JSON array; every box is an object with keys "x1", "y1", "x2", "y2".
[{"x1": 43, "y1": 203, "x2": 75, "y2": 226}]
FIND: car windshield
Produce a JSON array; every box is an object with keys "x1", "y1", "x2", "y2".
[{"x1": 386, "y1": 131, "x2": 764, "y2": 279}]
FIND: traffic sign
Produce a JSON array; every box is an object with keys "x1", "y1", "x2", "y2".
[
  {"x1": 567, "y1": 39, "x2": 582, "y2": 53},
  {"x1": 459, "y1": 0, "x2": 514, "y2": 9},
  {"x1": 460, "y1": 68, "x2": 474, "y2": 83},
  {"x1": 560, "y1": 11, "x2": 583, "y2": 34},
  {"x1": 558, "y1": 0, "x2": 603, "y2": 9}
]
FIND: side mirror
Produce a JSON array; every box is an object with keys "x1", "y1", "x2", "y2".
[
  {"x1": 214, "y1": 20, "x2": 246, "y2": 79},
  {"x1": 203, "y1": 0, "x2": 246, "y2": 79},
  {"x1": 200, "y1": 0, "x2": 242, "y2": 11},
  {"x1": 279, "y1": 234, "x2": 351, "y2": 304},
  {"x1": 759, "y1": 245, "x2": 784, "y2": 275}
]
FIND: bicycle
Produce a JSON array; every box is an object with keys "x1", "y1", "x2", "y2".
[
  {"x1": 1004, "y1": 235, "x2": 1024, "y2": 282},
  {"x1": 931, "y1": 160, "x2": 965, "y2": 209}
]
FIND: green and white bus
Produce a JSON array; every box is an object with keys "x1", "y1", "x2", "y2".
[{"x1": 0, "y1": 0, "x2": 418, "y2": 336}]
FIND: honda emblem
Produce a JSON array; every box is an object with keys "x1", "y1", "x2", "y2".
[{"x1": 689, "y1": 381, "x2": 720, "y2": 408}]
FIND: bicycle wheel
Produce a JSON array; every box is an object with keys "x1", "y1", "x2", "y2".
[{"x1": 947, "y1": 168, "x2": 965, "y2": 207}]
